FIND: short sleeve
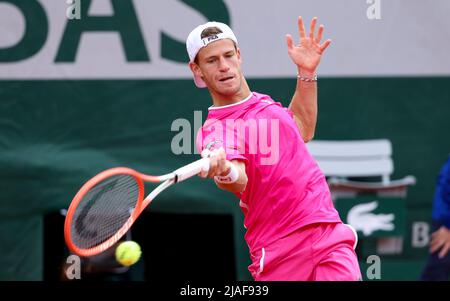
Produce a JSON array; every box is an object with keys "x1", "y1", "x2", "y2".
[{"x1": 225, "y1": 148, "x2": 248, "y2": 165}]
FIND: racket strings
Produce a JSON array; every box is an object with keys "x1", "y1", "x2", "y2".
[{"x1": 70, "y1": 174, "x2": 139, "y2": 249}]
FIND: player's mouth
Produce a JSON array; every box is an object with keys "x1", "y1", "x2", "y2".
[{"x1": 218, "y1": 75, "x2": 235, "y2": 83}]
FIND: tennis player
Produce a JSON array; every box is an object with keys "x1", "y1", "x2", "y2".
[{"x1": 187, "y1": 17, "x2": 361, "y2": 281}]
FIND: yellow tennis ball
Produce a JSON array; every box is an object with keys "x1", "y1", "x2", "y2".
[{"x1": 115, "y1": 241, "x2": 142, "y2": 267}]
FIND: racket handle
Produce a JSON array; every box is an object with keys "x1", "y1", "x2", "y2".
[{"x1": 174, "y1": 157, "x2": 210, "y2": 183}]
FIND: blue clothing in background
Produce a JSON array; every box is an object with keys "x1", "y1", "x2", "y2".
[
  {"x1": 421, "y1": 155, "x2": 450, "y2": 281},
  {"x1": 432, "y1": 156, "x2": 450, "y2": 229}
]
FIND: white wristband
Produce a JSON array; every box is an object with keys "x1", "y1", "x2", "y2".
[
  {"x1": 296, "y1": 73, "x2": 317, "y2": 82},
  {"x1": 214, "y1": 163, "x2": 239, "y2": 184}
]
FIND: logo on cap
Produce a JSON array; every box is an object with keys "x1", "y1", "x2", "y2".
[{"x1": 201, "y1": 34, "x2": 220, "y2": 46}]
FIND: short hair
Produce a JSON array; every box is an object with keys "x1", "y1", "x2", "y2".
[
  {"x1": 194, "y1": 26, "x2": 237, "y2": 64},
  {"x1": 200, "y1": 26, "x2": 223, "y2": 39}
]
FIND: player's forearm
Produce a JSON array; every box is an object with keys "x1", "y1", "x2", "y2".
[
  {"x1": 288, "y1": 71, "x2": 318, "y2": 142},
  {"x1": 215, "y1": 161, "x2": 248, "y2": 193}
]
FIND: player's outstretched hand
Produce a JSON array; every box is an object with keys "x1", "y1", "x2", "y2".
[{"x1": 286, "y1": 16, "x2": 332, "y2": 76}]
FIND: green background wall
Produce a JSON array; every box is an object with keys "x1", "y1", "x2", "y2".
[
  {"x1": 1, "y1": 0, "x2": 450, "y2": 281},
  {"x1": 1, "y1": 77, "x2": 449, "y2": 280}
]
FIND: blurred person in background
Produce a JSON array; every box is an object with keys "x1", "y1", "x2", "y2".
[{"x1": 420, "y1": 155, "x2": 450, "y2": 281}]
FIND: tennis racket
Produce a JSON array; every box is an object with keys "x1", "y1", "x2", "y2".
[{"x1": 64, "y1": 157, "x2": 210, "y2": 257}]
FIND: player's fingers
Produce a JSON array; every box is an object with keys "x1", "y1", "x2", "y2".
[
  {"x1": 286, "y1": 34, "x2": 294, "y2": 50},
  {"x1": 212, "y1": 147, "x2": 227, "y2": 175},
  {"x1": 217, "y1": 146, "x2": 226, "y2": 156},
  {"x1": 201, "y1": 149, "x2": 212, "y2": 158},
  {"x1": 216, "y1": 147, "x2": 226, "y2": 159},
  {"x1": 199, "y1": 149, "x2": 212, "y2": 177},
  {"x1": 221, "y1": 152, "x2": 232, "y2": 175},
  {"x1": 207, "y1": 156, "x2": 218, "y2": 178},
  {"x1": 217, "y1": 155, "x2": 228, "y2": 176},
  {"x1": 309, "y1": 17, "x2": 317, "y2": 40},
  {"x1": 198, "y1": 169, "x2": 208, "y2": 178},
  {"x1": 298, "y1": 16, "x2": 306, "y2": 38},
  {"x1": 319, "y1": 39, "x2": 332, "y2": 53},
  {"x1": 199, "y1": 163, "x2": 209, "y2": 177},
  {"x1": 316, "y1": 24, "x2": 324, "y2": 44}
]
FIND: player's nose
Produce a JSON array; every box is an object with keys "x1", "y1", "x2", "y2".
[{"x1": 218, "y1": 56, "x2": 230, "y2": 71}]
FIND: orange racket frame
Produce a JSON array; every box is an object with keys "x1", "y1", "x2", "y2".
[{"x1": 64, "y1": 158, "x2": 210, "y2": 257}]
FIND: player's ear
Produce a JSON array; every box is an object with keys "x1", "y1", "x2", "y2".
[
  {"x1": 189, "y1": 62, "x2": 202, "y2": 77},
  {"x1": 236, "y1": 47, "x2": 242, "y2": 64}
]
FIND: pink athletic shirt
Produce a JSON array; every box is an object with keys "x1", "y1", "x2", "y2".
[{"x1": 196, "y1": 92, "x2": 341, "y2": 254}]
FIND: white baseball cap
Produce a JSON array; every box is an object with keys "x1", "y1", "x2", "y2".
[{"x1": 186, "y1": 21, "x2": 238, "y2": 88}]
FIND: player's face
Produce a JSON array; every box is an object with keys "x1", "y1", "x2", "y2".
[{"x1": 191, "y1": 39, "x2": 244, "y2": 96}]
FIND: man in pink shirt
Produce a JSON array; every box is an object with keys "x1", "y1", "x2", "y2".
[{"x1": 186, "y1": 17, "x2": 361, "y2": 281}]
